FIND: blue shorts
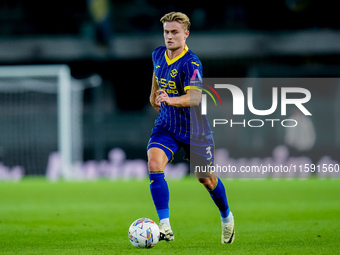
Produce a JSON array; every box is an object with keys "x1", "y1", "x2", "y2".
[{"x1": 147, "y1": 125, "x2": 214, "y2": 167}]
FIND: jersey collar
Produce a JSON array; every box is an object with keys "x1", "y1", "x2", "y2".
[{"x1": 164, "y1": 45, "x2": 189, "y2": 65}]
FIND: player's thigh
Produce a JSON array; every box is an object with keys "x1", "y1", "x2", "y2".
[
  {"x1": 191, "y1": 137, "x2": 217, "y2": 189},
  {"x1": 184, "y1": 135, "x2": 214, "y2": 167},
  {"x1": 184, "y1": 134, "x2": 217, "y2": 179},
  {"x1": 147, "y1": 147, "x2": 168, "y2": 172},
  {"x1": 147, "y1": 125, "x2": 181, "y2": 171}
]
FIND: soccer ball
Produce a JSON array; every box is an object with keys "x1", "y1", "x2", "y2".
[{"x1": 128, "y1": 218, "x2": 160, "y2": 248}]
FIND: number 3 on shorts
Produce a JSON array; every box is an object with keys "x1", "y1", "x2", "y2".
[{"x1": 206, "y1": 146, "x2": 212, "y2": 160}]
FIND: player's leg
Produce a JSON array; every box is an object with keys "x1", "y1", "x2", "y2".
[
  {"x1": 189, "y1": 137, "x2": 235, "y2": 244},
  {"x1": 198, "y1": 174, "x2": 231, "y2": 221},
  {"x1": 196, "y1": 172, "x2": 232, "y2": 224},
  {"x1": 147, "y1": 126, "x2": 179, "y2": 241},
  {"x1": 147, "y1": 147, "x2": 175, "y2": 242},
  {"x1": 197, "y1": 173, "x2": 235, "y2": 244},
  {"x1": 147, "y1": 147, "x2": 169, "y2": 224}
]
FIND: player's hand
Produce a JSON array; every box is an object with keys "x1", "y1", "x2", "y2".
[{"x1": 156, "y1": 89, "x2": 171, "y2": 106}]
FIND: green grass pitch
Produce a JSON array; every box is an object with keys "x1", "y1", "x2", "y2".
[{"x1": 0, "y1": 178, "x2": 339, "y2": 254}]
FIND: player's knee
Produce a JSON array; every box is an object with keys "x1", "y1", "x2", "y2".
[
  {"x1": 148, "y1": 159, "x2": 162, "y2": 173},
  {"x1": 198, "y1": 177, "x2": 217, "y2": 190}
]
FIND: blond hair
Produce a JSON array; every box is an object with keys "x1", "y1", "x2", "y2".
[{"x1": 160, "y1": 12, "x2": 191, "y2": 31}]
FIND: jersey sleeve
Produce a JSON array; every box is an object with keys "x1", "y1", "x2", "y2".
[
  {"x1": 183, "y1": 58, "x2": 203, "y2": 93},
  {"x1": 152, "y1": 49, "x2": 157, "y2": 69},
  {"x1": 152, "y1": 46, "x2": 165, "y2": 70}
]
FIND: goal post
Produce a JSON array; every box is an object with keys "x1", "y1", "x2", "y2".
[
  {"x1": 0, "y1": 65, "x2": 82, "y2": 179},
  {"x1": 58, "y1": 65, "x2": 73, "y2": 179}
]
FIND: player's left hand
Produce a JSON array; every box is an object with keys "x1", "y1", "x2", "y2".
[{"x1": 156, "y1": 89, "x2": 171, "y2": 106}]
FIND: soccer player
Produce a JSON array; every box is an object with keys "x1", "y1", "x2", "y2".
[{"x1": 147, "y1": 12, "x2": 235, "y2": 244}]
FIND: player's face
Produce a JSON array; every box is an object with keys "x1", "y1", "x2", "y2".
[{"x1": 163, "y1": 21, "x2": 189, "y2": 51}]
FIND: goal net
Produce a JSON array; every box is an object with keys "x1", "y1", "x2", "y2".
[{"x1": 0, "y1": 65, "x2": 83, "y2": 179}]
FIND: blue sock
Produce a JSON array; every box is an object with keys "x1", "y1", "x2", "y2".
[
  {"x1": 149, "y1": 171, "x2": 169, "y2": 221},
  {"x1": 208, "y1": 178, "x2": 230, "y2": 218}
]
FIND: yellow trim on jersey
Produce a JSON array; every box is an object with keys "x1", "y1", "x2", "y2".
[
  {"x1": 165, "y1": 45, "x2": 189, "y2": 65},
  {"x1": 184, "y1": 86, "x2": 202, "y2": 93}
]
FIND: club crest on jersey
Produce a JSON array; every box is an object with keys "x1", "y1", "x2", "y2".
[{"x1": 170, "y1": 69, "x2": 178, "y2": 78}]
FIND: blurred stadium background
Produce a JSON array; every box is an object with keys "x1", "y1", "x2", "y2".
[{"x1": 0, "y1": 0, "x2": 339, "y2": 180}]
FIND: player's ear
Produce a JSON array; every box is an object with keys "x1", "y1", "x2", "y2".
[{"x1": 184, "y1": 30, "x2": 189, "y2": 40}]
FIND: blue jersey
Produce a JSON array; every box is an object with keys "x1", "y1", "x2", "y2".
[{"x1": 152, "y1": 45, "x2": 212, "y2": 143}]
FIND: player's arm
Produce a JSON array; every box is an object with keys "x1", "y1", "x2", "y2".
[
  {"x1": 156, "y1": 88, "x2": 201, "y2": 107},
  {"x1": 150, "y1": 71, "x2": 161, "y2": 112}
]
